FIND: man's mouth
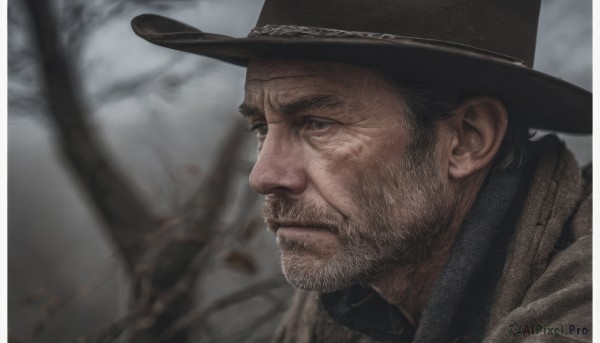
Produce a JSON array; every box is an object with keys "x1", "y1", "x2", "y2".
[
  {"x1": 267, "y1": 220, "x2": 337, "y2": 234},
  {"x1": 274, "y1": 224, "x2": 340, "y2": 252}
]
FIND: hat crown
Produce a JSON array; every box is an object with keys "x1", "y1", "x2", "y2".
[{"x1": 256, "y1": 0, "x2": 541, "y2": 66}]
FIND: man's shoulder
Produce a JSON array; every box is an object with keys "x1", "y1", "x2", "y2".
[{"x1": 484, "y1": 137, "x2": 592, "y2": 342}]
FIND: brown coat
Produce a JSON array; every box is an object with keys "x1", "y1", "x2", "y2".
[{"x1": 271, "y1": 136, "x2": 592, "y2": 342}]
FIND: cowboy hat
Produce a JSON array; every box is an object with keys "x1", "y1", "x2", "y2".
[{"x1": 131, "y1": 0, "x2": 591, "y2": 134}]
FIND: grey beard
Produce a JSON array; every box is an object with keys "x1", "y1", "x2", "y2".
[{"x1": 264, "y1": 154, "x2": 452, "y2": 293}]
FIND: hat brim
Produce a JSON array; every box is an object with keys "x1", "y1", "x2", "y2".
[{"x1": 132, "y1": 14, "x2": 591, "y2": 135}]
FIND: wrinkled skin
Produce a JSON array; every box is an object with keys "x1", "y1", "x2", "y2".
[{"x1": 241, "y1": 59, "x2": 454, "y2": 293}]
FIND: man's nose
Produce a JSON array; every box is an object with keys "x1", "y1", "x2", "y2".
[{"x1": 249, "y1": 133, "x2": 306, "y2": 195}]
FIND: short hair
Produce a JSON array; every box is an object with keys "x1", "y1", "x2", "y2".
[{"x1": 387, "y1": 78, "x2": 531, "y2": 172}]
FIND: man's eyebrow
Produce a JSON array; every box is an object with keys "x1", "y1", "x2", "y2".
[
  {"x1": 238, "y1": 94, "x2": 347, "y2": 118},
  {"x1": 238, "y1": 103, "x2": 263, "y2": 118},
  {"x1": 278, "y1": 94, "x2": 346, "y2": 115}
]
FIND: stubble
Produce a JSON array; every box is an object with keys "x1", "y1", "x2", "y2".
[{"x1": 264, "y1": 151, "x2": 453, "y2": 293}]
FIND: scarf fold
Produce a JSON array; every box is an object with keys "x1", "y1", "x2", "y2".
[{"x1": 414, "y1": 146, "x2": 537, "y2": 342}]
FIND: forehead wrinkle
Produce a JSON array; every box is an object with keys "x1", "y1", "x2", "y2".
[
  {"x1": 244, "y1": 63, "x2": 390, "y2": 120},
  {"x1": 246, "y1": 73, "x2": 335, "y2": 82},
  {"x1": 244, "y1": 88, "x2": 354, "y2": 119},
  {"x1": 245, "y1": 73, "x2": 351, "y2": 92}
]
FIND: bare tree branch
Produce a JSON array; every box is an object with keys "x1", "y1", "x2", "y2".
[
  {"x1": 160, "y1": 277, "x2": 287, "y2": 341},
  {"x1": 75, "y1": 311, "x2": 141, "y2": 343},
  {"x1": 91, "y1": 55, "x2": 186, "y2": 106},
  {"x1": 17, "y1": 1, "x2": 276, "y2": 342},
  {"x1": 127, "y1": 121, "x2": 251, "y2": 343},
  {"x1": 182, "y1": 121, "x2": 250, "y2": 235},
  {"x1": 21, "y1": 0, "x2": 157, "y2": 271},
  {"x1": 25, "y1": 259, "x2": 119, "y2": 338}
]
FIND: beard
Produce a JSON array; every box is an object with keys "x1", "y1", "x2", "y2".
[{"x1": 263, "y1": 150, "x2": 453, "y2": 293}]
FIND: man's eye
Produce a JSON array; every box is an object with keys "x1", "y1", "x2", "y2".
[
  {"x1": 249, "y1": 123, "x2": 268, "y2": 137},
  {"x1": 306, "y1": 118, "x2": 333, "y2": 131}
]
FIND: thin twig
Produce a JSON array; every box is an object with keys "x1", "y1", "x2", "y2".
[
  {"x1": 73, "y1": 311, "x2": 142, "y2": 343},
  {"x1": 159, "y1": 278, "x2": 287, "y2": 341},
  {"x1": 28, "y1": 258, "x2": 119, "y2": 338}
]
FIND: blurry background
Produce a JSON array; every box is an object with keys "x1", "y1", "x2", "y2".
[{"x1": 7, "y1": 0, "x2": 592, "y2": 342}]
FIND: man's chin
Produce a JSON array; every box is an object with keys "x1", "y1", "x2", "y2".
[
  {"x1": 279, "y1": 252, "x2": 366, "y2": 293},
  {"x1": 282, "y1": 271, "x2": 351, "y2": 293}
]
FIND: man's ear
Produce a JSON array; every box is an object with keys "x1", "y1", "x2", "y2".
[{"x1": 447, "y1": 96, "x2": 508, "y2": 180}]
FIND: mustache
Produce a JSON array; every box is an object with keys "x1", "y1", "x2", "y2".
[{"x1": 263, "y1": 195, "x2": 343, "y2": 234}]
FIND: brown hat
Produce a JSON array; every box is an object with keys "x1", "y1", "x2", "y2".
[{"x1": 131, "y1": 0, "x2": 591, "y2": 134}]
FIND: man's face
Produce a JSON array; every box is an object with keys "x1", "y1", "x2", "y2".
[{"x1": 242, "y1": 59, "x2": 452, "y2": 292}]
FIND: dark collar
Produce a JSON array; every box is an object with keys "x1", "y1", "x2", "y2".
[{"x1": 321, "y1": 283, "x2": 415, "y2": 342}]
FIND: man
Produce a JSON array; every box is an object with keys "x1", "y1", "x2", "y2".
[{"x1": 132, "y1": 0, "x2": 592, "y2": 341}]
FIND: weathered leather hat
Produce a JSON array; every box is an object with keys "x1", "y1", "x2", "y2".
[{"x1": 132, "y1": 0, "x2": 591, "y2": 134}]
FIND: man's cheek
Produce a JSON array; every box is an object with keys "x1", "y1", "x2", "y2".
[{"x1": 307, "y1": 132, "x2": 380, "y2": 171}]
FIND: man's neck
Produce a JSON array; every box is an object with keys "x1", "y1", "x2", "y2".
[{"x1": 368, "y1": 171, "x2": 488, "y2": 326}]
